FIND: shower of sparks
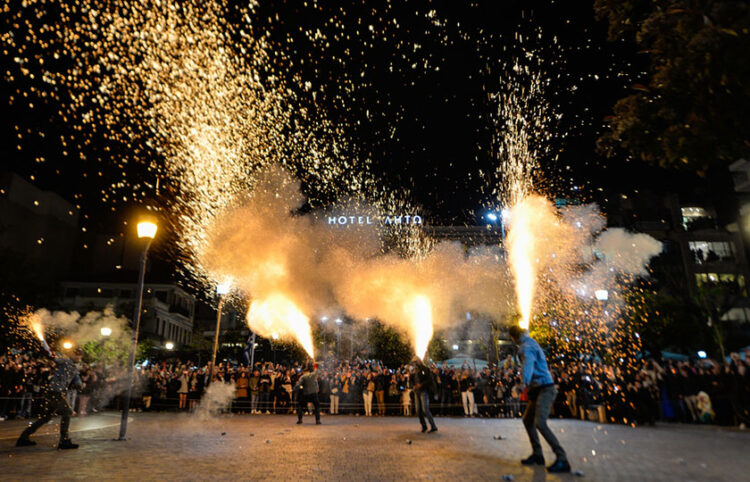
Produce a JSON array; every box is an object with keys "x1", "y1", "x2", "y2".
[
  {"x1": 3, "y1": 1, "x2": 653, "y2": 368},
  {"x1": 2, "y1": 0, "x2": 417, "y2": 292},
  {"x1": 493, "y1": 58, "x2": 551, "y2": 208}
]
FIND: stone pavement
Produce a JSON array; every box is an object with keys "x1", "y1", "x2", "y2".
[{"x1": 0, "y1": 412, "x2": 748, "y2": 481}]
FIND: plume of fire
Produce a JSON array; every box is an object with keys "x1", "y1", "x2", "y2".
[
  {"x1": 21, "y1": 312, "x2": 52, "y2": 355},
  {"x1": 408, "y1": 295, "x2": 433, "y2": 359},
  {"x1": 506, "y1": 196, "x2": 563, "y2": 330},
  {"x1": 26, "y1": 313, "x2": 46, "y2": 342},
  {"x1": 246, "y1": 294, "x2": 315, "y2": 359}
]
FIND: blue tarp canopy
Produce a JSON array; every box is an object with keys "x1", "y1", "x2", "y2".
[{"x1": 439, "y1": 357, "x2": 489, "y2": 369}]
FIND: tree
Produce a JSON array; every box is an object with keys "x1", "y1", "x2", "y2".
[
  {"x1": 594, "y1": 0, "x2": 750, "y2": 173},
  {"x1": 625, "y1": 290, "x2": 714, "y2": 356},
  {"x1": 427, "y1": 335, "x2": 450, "y2": 362},
  {"x1": 367, "y1": 321, "x2": 413, "y2": 368}
]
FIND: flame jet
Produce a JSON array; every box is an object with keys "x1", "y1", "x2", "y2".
[{"x1": 246, "y1": 294, "x2": 315, "y2": 359}]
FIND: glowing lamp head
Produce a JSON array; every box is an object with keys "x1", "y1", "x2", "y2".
[
  {"x1": 137, "y1": 221, "x2": 158, "y2": 239},
  {"x1": 216, "y1": 281, "x2": 231, "y2": 295},
  {"x1": 62, "y1": 341, "x2": 73, "y2": 350},
  {"x1": 335, "y1": 318, "x2": 343, "y2": 325},
  {"x1": 486, "y1": 212, "x2": 498, "y2": 221},
  {"x1": 594, "y1": 289, "x2": 609, "y2": 301},
  {"x1": 452, "y1": 344, "x2": 459, "y2": 351},
  {"x1": 165, "y1": 342, "x2": 174, "y2": 350},
  {"x1": 100, "y1": 327, "x2": 112, "y2": 337},
  {"x1": 697, "y1": 350, "x2": 707, "y2": 359},
  {"x1": 272, "y1": 333, "x2": 279, "y2": 340}
]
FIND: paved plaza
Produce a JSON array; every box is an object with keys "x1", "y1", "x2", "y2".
[{"x1": 0, "y1": 412, "x2": 748, "y2": 481}]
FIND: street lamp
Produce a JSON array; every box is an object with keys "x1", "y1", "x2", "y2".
[
  {"x1": 485, "y1": 208, "x2": 508, "y2": 243},
  {"x1": 119, "y1": 218, "x2": 157, "y2": 441},
  {"x1": 62, "y1": 341, "x2": 73, "y2": 350},
  {"x1": 100, "y1": 327, "x2": 112, "y2": 337},
  {"x1": 209, "y1": 281, "x2": 231, "y2": 386},
  {"x1": 165, "y1": 341, "x2": 174, "y2": 350},
  {"x1": 336, "y1": 318, "x2": 343, "y2": 360}
]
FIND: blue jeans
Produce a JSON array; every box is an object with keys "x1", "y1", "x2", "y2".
[
  {"x1": 522, "y1": 385, "x2": 567, "y2": 461},
  {"x1": 415, "y1": 391, "x2": 436, "y2": 430}
]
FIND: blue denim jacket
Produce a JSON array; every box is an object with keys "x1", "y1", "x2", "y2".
[{"x1": 518, "y1": 334, "x2": 554, "y2": 387}]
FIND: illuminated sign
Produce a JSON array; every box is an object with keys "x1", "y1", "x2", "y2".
[{"x1": 327, "y1": 215, "x2": 423, "y2": 226}]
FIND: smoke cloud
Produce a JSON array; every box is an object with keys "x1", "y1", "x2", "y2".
[
  {"x1": 195, "y1": 381, "x2": 236, "y2": 419},
  {"x1": 201, "y1": 168, "x2": 512, "y2": 356},
  {"x1": 25, "y1": 305, "x2": 132, "y2": 350},
  {"x1": 201, "y1": 169, "x2": 662, "y2": 357}
]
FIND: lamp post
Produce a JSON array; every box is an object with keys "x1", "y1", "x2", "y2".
[
  {"x1": 271, "y1": 333, "x2": 279, "y2": 364},
  {"x1": 486, "y1": 208, "x2": 508, "y2": 244},
  {"x1": 118, "y1": 219, "x2": 157, "y2": 440},
  {"x1": 349, "y1": 323, "x2": 354, "y2": 359},
  {"x1": 208, "y1": 281, "x2": 231, "y2": 386},
  {"x1": 336, "y1": 318, "x2": 343, "y2": 358}
]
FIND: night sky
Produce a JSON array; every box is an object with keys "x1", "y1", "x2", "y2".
[{"x1": 2, "y1": 0, "x2": 716, "y2": 238}]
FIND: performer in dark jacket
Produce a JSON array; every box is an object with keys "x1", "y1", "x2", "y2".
[
  {"x1": 411, "y1": 356, "x2": 437, "y2": 433},
  {"x1": 295, "y1": 363, "x2": 321, "y2": 425},
  {"x1": 16, "y1": 348, "x2": 83, "y2": 449}
]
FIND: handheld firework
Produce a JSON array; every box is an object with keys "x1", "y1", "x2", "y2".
[{"x1": 25, "y1": 314, "x2": 53, "y2": 357}]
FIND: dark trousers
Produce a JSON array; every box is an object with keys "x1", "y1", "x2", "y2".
[
  {"x1": 259, "y1": 392, "x2": 270, "y2": 411},
  {"x1": 297, "y1": 393, "x2": 321, "y2": 422},
  {"x1": 375, "y1": 390, "x2": 385, "y2": 416},
  {"x1": 522, "y1": 385, "x2": 567, "y2": 461},
  {"x1": 19, "y1": 391, "x2": 73, "y2": 443},
  {"x1": 415, "y1": 390, "x2": 436, "y2": 430}
]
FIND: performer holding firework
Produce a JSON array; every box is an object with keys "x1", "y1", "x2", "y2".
[
  {"x1": 508, "y1": 325, "x2": 570, "y2": 474},
  {"x1": 16, "y1": 340, "x2": 82, "y2": 450}
]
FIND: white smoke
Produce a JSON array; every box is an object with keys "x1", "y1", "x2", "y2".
[
  {"x1": 195, "y1": 381, "x2": 236, "y2": 419},
  {"x1": 28, "y1": 305, "x2": 132, "y2": 349},
  {"x1": 595, "y1": 228, "x2": 663, "y2": 276}
]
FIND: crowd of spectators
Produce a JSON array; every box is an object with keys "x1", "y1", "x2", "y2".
[
  {"x1": 2, "y1": 349, "x2": 749, "y2": 428},
  {"x1": 0, "y1": 353, "x2": 123, "y2": 421}
]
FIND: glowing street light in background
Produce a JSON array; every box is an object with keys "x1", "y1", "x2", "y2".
[
  {"x1": 100, "y1": 327, "x2": 112, "y2": 337},
  {"x1": 485, "y1": 208, "x2": 509, "y2": 242},
  {"x1": 272, "y1": 333, "x2": 279, "y2": 340},
  {"x1": 452, "y1": 344, "x2": 459, "y2": 351},
  {"x1": 165, "y1": 342, "x2": 174, "y2": 350},
  {"x1": 62, "y1": 341, "x2": 73, "y2": 350},
  {"x1": 594, "y1": 289, "x2": 609, "y2": 301},
  {"x1": 698, "y1": 350, "x2": 707, "y2": 359},
  {"x1": 136, "y1": 221, "x2": 158, "y2": 239},
  {"x1": 216, "y1": 281, "x2": 231, "y2": 295}
]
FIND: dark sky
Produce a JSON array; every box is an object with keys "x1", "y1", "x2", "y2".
[{"x1": 2, "y1": 0, "x2": 712, "y2": 234}]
